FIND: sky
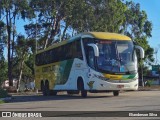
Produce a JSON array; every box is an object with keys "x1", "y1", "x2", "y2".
[
  {"x1": 132, "y1": 0, "x2": 160, "y2": 64},
  {"x1": 3, "y1": 0, "x2": 160, "y2": 65}
]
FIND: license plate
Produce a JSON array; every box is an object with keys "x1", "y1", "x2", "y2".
[{"x1": 117, "y1": 85, "x2": 124, "y2": 88}]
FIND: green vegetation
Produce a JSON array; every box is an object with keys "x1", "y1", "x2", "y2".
[
  {"x1": 145, "y1": 80, "x2": 153, "y2": 87},
  {"x1": 0, "y1": 56, "x2": 7, "y2": 86},
  {"x1": 0, "y1": 0, "x2": 154, "y2": 88},
  {"x1": 0, "y1": 100, "x2": 5, "y2": 104},
  {"x1": 0, "y1": 88, "x2": 9, "y2": 98}
]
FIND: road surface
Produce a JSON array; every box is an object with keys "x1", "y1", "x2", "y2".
[{"x1": 0, "y1": 91, "x2": 160, "y2": 120}]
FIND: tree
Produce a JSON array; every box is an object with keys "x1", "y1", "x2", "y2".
[
  {"x1": 24, "y1": 0, "x2": 127, "y2": 50},
  {"x1": 0, "y1": 21, "x2": 7, "y2": 87},
  {"x1": 25, "y1": 0, "x2": 77, "y2": 49},
  {"x1": 122, "y1": 1, "x2": 154, "y2": 86},
  {"x1": 0, "y1": 56, "x2": 7, "y2": 87},
  {"x1": 0, "y1": 0, "x2": 155, "y2": 90},
  {"x1": 123, "y1": 1, "x2": 154, "y2": 63},
  {"x1": 87, "y1": 0, "x2": 126, "y2": 32},
  {"x1": 12, "y1": 35, "x2": 34, "y2": 91},
  {"x1": 0, "y1": 0, "x2": 34, "y2": 86}
]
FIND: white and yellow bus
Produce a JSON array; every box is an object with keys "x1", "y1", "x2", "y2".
[{"x1": 35, "y1": 32, "x2": 144, "y2": 97}]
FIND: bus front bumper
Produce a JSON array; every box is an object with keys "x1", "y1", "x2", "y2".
[{"x1": 92, "y1": 80, "x2": 138, "y2": 91}]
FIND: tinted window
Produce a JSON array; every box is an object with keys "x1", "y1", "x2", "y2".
[{"x1": 35, "y1": 39, "x2": 83, "y2": 66}]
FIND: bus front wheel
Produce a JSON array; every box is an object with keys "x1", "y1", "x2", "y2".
[{"x1": 78, "y1": 79, "x2": 87, "y2": 98}]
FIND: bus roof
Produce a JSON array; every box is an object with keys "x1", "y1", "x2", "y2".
[
  {"x1": 83, "y1": 32, "x2": 131, "y2": 40},
  {"x1": 36, "y1": 32, "x2": 131, "y2": 54}
]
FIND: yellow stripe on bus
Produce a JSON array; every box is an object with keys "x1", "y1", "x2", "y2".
[
  {"x1": 103, "y1": 74, "x2": 122, "y2": 80},
  {"x1": 88, "y1": 32, "x2": 131, "y2": 40}
]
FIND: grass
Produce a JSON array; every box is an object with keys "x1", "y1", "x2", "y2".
[
  {"x1": 0, "y1": 88, "x2": 11, "y2": 104},
  {"x1": 0, "y1": 100, "x2": 5, "y2": 104}
]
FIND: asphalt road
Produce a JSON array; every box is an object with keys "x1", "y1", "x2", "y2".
[{"x1": 0, "y1": 91, "x2": 160, "y2": 120}]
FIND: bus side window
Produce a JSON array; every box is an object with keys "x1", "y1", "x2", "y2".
[{"x1": 76, "y1": 40, "x2": 83, "y2": 60}]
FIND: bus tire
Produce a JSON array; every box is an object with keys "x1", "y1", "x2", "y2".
[
  {"x1": 113, "y1": 91, "x2": 119, "y2": 96},
  {"x1": 78, "y1": 79, "x2": 87, "y2": 98},
  {"x1": 44, "y1": 80, "x2": 50, "y2": 96},
  {"x1": 41, "y1": 81, "x2": 44, "y2": 91},
  {"x1": 41, "y1": 81, "x2": 47, "y2": 96},
  {"x1": 42, "y1": 85, "x2": 47, "y2": 96}
]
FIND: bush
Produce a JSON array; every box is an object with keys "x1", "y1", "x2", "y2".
[
  {"x1": 145, "y1": 80, "x2": 153, "y2": 87},
  {"x1": 0, "y1": 88, "x2": 9, "y2": 98}
]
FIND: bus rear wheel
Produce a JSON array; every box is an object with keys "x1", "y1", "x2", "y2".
[
  {"x1": 113, "y1": 91, "x2": 119, "y2": 96},
  {"x1": 42, "y1": 80, "x2": 50, "y2": 96},
  {"x1": 41, "y1": 82, "x2": 46, "y2": 96},
  {"x1": 42, "y1": 85, "x2": 47, "y2": 96}
]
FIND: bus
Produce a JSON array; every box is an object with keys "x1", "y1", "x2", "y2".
[{"x1": 35, "y1": 32, "x2": 144, "y2": 97}]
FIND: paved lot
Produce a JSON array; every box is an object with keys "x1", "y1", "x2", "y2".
[{"x1": 0, "y1": 91, "x2": 160, "y2": 120}]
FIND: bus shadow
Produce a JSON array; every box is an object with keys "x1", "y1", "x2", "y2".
[{"x1": 9, "y1": 94, "x2": 114, "y2": 103}]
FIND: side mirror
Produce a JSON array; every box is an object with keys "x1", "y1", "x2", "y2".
[
  {"x1": 87, "y1": 43, "x2": 99, "y2": 57},
  {"x1": 135, "y1": 45, "x2": 145, "y2": 59}
]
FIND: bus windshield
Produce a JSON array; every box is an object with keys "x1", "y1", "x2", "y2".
[{"x1": 97, "y1": 40, "x2": 137, "y2": 74}]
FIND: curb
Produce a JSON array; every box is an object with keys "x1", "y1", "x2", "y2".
[{"x1": 0, "y1": 97, "x2": 12, "y2": 102}]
